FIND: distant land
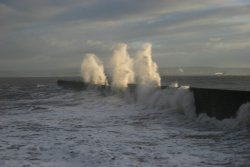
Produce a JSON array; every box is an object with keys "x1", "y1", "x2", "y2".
[
  {"x1": 0, "y1": 68, "x2": 80, "y2": 77},
  {"x1": 158, "y1": 67, "x2": 250, "y2": 76},
  {"x1": 1, "y1": 67, "x2": 250, "y2": 77}
]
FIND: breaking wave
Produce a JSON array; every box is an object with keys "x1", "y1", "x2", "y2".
[{"x1": 80, "y1": 42, "x2": 250, "y2": 130}]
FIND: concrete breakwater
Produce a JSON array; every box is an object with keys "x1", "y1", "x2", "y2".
[{"x1": 57, "y1": 80, "x2": 250, "y2": 120}]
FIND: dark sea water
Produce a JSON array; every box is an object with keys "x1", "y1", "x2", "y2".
[
  {"x1": 0, "y1": 76, "x2": 250, "y2": 167},
  {"x1": 162, "y1": 75, "x2": 250, "y2": 91}
]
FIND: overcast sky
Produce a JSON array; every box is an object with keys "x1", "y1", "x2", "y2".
[{"x1": 1, "y1": 0, "x2": 250, "y2": 73}]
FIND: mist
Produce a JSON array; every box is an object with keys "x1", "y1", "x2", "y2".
[
  {"x1": 81, "y1": 43, "x2": 161, "y2": 89},
  {"x1": 110, "y1": 43, "x2": 134, "y2": 89},
  {"x1": 134, "y1": 43, "x2": 161, "y2": 87},
  {"x1": 80, "y1": 54, "x2": 108, "y2": 85}
]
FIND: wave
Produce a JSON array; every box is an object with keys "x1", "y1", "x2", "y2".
[
  {"x1": 196, "y1": 102, "x2": 250, "y2": 129},
  {"x1": 109, "y1": 85, "x2": 250, "y2": 130}
]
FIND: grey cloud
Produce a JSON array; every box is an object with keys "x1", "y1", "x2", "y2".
[
  {"x1": 51, "y1": 0, "x2": 231, "y2": 23},
  {"x1": 0, "y1": 0, "x2": 250, "y2": 74},
  {"x1": 0, "y1": 0, "x2": 229, "y2": 25}
]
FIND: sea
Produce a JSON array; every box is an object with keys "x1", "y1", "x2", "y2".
[{"x1": 0, "y1": 76, "x2": 250, "y2": 167}]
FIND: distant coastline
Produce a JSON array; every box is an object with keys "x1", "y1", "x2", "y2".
[{"x1": 1, "y1": 67, "x2": 250, "y2": 77}]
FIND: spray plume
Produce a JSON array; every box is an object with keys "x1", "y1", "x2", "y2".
[
  {"x1": 134, "y1": 43, "x2": 161, "y2": 87},
  {"x1": 80, "y1": 43, "x2": 160, "y2": 88},
  {"x1": 110, "y1": 43, "x2": 134, "y2": 89},
  {"x1": 81, "y1": 54, "x2": 108, "y2": 85}
]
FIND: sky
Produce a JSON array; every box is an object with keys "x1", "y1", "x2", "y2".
[{"x1": 0, "y1": 0, "x2": 250, "y2": 75}]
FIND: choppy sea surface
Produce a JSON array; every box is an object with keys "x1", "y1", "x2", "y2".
[{"x1": 1, "y1": 76, "x2": 250, "y2": 167}]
